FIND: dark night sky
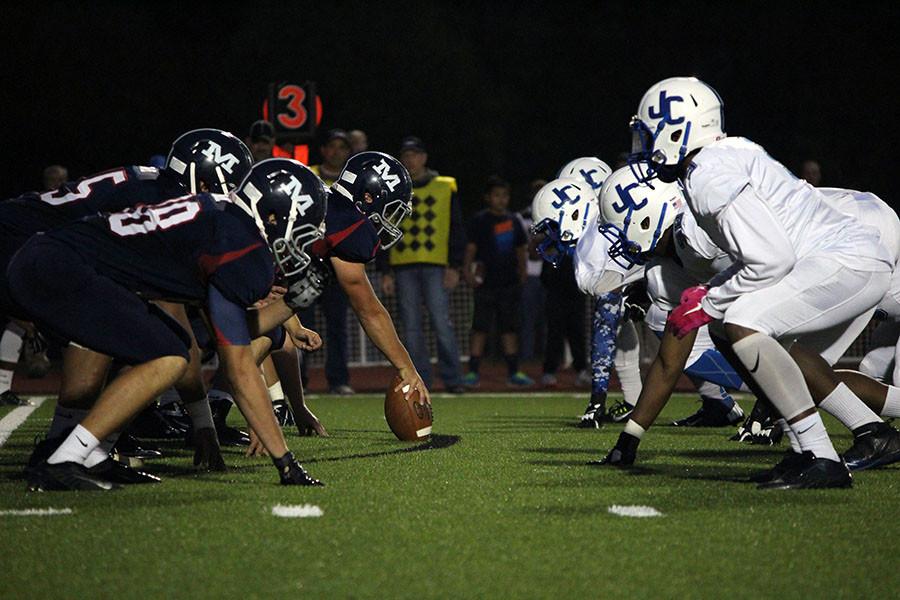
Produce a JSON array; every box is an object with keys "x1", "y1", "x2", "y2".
[{"x1": 2, "y1": 1, "x2": 898, "y2": 214}]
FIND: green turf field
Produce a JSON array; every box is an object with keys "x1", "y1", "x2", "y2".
[{"x1": 1, "y1": 393, "x2": 898, "y2": 599}]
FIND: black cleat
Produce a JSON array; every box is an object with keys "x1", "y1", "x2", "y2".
[
  {"x1": 129, "y1": 404, "x2": 187, "y2": 439},
  {"x1": 748, "y1": 451, "x2": 807, "y2": 483},
  {"x1": 606, "y1": 400, "x2": 634, "y2": 423},
  {"x1": 842, "y1": 422, "x2": 900, "y2": 471},
  {"x1": 273, "y1": 400, "x2": 295, "y2": 427},
  {"x1": 577, "y1": 402, "x2": 605, "y2": 429},
  {"x1": 27, "y1": 461, "x2": 120, "y2": 492},
  {"x1": 730, "y1": 399, "x2": 783, "y2": 445},
  {"x1": 114, "y1": 433, "x2": 163, "y2": 460},
  {"x1": 87, "y1": 457, "x2": 160, "y2": 484},
  {"x1": 216, "y1": 423, "x2": 250, "y2": 446},
  {"x1": 757, "y1": 452, "x2": 852, "y2": 490},
  {"x1": 24, "y1": 434, "x2": 66, "y2": 478},
  {"x1": 274, "y1": 451, "x2": 324, "y2": 486},
  {"x1": 589, "y1": 432, "x2": 639, "y2": 466},
  {"x1": 1, "y1": 390, "x2": 30, "y2": 406}
]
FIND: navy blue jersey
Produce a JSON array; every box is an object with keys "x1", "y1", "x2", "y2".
[
  {"x1": 46, "y1": 193, "x2": 275, "y2": 310},
  {"x1": 0, "y1": 166, "x2": 174, "y2": 239},
  {"x1": 312, "y1": 193, "x2": 380, "y2": 263}
]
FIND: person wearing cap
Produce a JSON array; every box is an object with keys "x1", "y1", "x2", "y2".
[
  {"x1": 245, "y1": 120, "x2": 275, "y2": 163},
  {"x1": 380, "y1": 136, "x2": 466, "y2": 393},
  {"x1": 304, "y1": 129, "x2": 354, "y2": 394},
  {"x1": 349, "y1": 129, "x2": 369, "y2": 155}
]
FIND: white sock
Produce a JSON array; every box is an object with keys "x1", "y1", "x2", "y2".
[
  {"x1": 778, "y1": 418, "x2": 802, "y2": 453},
  {"x1": 882, "y1": 385, "x2": 900, "y2": 418},
  {"x1": 615, "y1": 322, "x2": 643, "y2": 406},
  {"x1": 790, "y1": 413, "x2": 840, "y2": 462},
  {"x1": 624, "y1": 419, "x2": 646, "y2": 439},
  {"x1": 818, "y1": 382, "x2": 881, "y2": 431},
  {"x1": 47, "y1": 425, "x2": 100, "y2": 465},
  {"x1": 267, "y1": 381, "x2": 285, "y2": 404},
  {"x1": 732, "y1": 333, "x2": 815, "y2": 420},
  {"x1": 48, "y1": 406, "x2": 89, "y2": 439},
  {"x1": 0, "y1": 369, "x2": 12, "y2": 396},
  {"x1": 0, "y1": 323, "x2": 25, "y2": 363},
  {"x1": 185, "y1": 399, "x2": 214, "y2": 430}
]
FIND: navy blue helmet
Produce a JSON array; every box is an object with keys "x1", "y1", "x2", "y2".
[
  {"x1": 232, "y1": 158, "x2": 328, "y2": 279},
  {"x1": 331, "y1": 151, "x2": 412, "y2": 249},
  {"x1": 165, "y1": 128, "x2": 253, "y2": 194}
]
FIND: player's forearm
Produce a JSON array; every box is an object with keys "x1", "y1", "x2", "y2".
[
  {"x1": 223, "y1": 349, "x2": 289, "y2": 457},
  {"x1": 357, "y1": 301, "x2": 414, "y2": 370},
  {"x1": 630, "y1": 329, "x2": 696, "y2": 429},
  {"x1": 247, "y1": 299, "x2": 294, "y2": 339}
]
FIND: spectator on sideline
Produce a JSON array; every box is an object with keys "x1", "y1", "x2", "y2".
[
  {"x1": 538, "y1": 250, "x2": 589, "y2": 387},
  {"x1": 462, "y1": 176, "x2": 533, "y2": 387},
  {"x1": 303, "y1": 129, "x2": 354, "y2": 394},
  {"x1": 349, "y1": 129, "x2": 369, "y2": 154},
  {"x1": 246, "y1": 120, "x2": 275, "y2": 162},
  {"x1": 381, "y1": 136, "x2": 466, "y2": 393},
  {"x1": 516, "y1": 179, "x2": 547, "y2": 362},
  {"x1": 800, "y1": 159, "x2": 822, "y2": 186},
  {"x1": 41, "y1": 165, "x2": 68, "y2": 191}
]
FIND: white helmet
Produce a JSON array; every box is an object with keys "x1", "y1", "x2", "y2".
[
  {"x1": 557, "y1": 157, "x2": 612, "y2": 197},
  {"x1": 598, "y1": 164, "x2": 685, "y2": 267},
  {"x1": 630, "y1": 77, "x2": 725, "y2": 178},
  {"x1": 530, "y1": 177, "x2": 595, "y2": 267}
]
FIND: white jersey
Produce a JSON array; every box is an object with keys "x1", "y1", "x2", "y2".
[
  {"x1": 817, "y1": 188, "x2": 900, "y2": 266},
  {"x1": 573, "y1": 221, "x2": 644, "y2": 296},
  {"x1": 683, "y1": 137, "x2": 893, "y2": 318}
]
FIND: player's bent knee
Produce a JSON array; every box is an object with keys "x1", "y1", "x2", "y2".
[{"x1": 724, "y1": 322, "x2": 760, "y2": 343}]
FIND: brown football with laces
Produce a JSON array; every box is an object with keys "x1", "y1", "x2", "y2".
[{"x1": 384, "y1": 375, "x2": 432, "y2": 441}]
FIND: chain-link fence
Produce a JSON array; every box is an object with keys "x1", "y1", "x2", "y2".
[{"x1": 302, "y1": 264, "x2": 880, "y2": 368}]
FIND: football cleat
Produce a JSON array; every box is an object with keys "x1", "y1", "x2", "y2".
[
  {"x1": 747, "y1": 451, "x2": 807, "y2": 483},
  {"x1": 842, "y1": 422, "x2": 900, "y2": 471},
  {"x1": 114, "y1": 433, "x2": 163, "y2": 460},
  {"x1": 27, "y1": 461, "x2": 120, "y2": 492},
  {"x1": 606, "y1": 400, "x2": 634, "y2": 423},
  {"x1": 87, "y1": 458, "x2": 161, "y2": 484},
  {"x1": 672, "y1": 401, "x2": 744, "y2": 427},
  {"x1": 209, "y1": 397, "x2": 250, "y2": 446},
  {"x1": 589, "y1": 431, "x2": 640, "y2": 466},
  {"x1": 508, "y1": 372, "x2": 534, "y2": 387},
  {"x1": 274, "y1": 452, "x2": 324, "y2": 486},
  {"x1": 731, "y1": 399, "x2": 784, "y2": 445},
  {"x1": 128, "y1": 404, "x2": 187, "y2": 439},
  {"x1": 273, "y1": 400, "x2": 295, "y2": 427},
  {"x1": 757, "y1": 452, "x2": 852, "y2": 490},
  {"x1": 1, "y1": 390, "x2": 30, "y2": 406},
  {"x1": 577, "y1": 393, "x2": 606, "y2": 429}
]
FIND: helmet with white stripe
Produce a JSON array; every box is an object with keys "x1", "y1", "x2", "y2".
[
  {"x1": 530, "y1": 177, "x2": 596, "y2": 267},
  {"x1": 598, "y1": 165, "x2": 684, "y2": 267},
  {"x1": 629, "y1": 77, "x2": 725, "y2": 181},
  {"x1": 557, "y1": 157, "x2": 612, "y2": 197}
]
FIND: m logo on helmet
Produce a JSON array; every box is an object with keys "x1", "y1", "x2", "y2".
[
  {"x1": 280, "y1": 176, "x2": 314, "y2": 217},
  {"x1": 610, "y1": 182, "x2": 649, "y2": 214},
  {"x1": 372, "y1": 159, "x2": 401, "y2": 192},
  {"x1": 200, "y1": 141, "x2": 240, "y2": 174},
  {"x1": 648, "y1": 91, "x2": 685, "y2": 125},
  {"x1": 551, "y1": 184, "x2": 581, "y2": 209}
]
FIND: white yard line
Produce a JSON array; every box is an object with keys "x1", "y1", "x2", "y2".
[
  {"x1": 0, "y1": 397, "x2": 47, "y2": 448},
  {"x1": 271, "y1": 504, "x2": 324, "y2": 518},
  {"x1": 0, "y1": 507, "x2": 73, "y2": 517}
]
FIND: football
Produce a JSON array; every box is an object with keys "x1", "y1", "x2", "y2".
[{"x1": 384, "y1": 375, "x2": 433, "y2": 441}]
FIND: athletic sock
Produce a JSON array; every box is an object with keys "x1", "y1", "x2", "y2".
[
  {"x1": 48, "y1": 406, "x2": 89, "y2": 439},
  {"x1": 47, "y1": 424, "x2": 100, "y2": 465},
  {"x1": 267, "y1": 381, "x2": 285, "y2": 404},
  {"x1": 789, "y1": 413, "x2": 840, "y2": 462},
  {"x1": 185, "y1": 400, "x2": 214, "y2": 430},
  {"x1": 778, "y1": 418, "x2": 802, "y2": 453},
  {"x1": 84, "y1": 433, "x2": 118, "y2": 469},
  {"x1": 0, "y1": 324, "x2": 25, "y2": 395},
  {"x1": 504, "y1": 354, "x2": 519, "y2": 377},
  {"x1": 614, "y1": 331, "x2": 643, "y2": 406},
  {"x1": 0, "y1": 368, "x2": 12, "y2": 396},
  {"x1": 818, "y1": 382, "x2": 881, "y2": 431},
  {"x1": 882, "y1": 385, "x2": 900, "y2": 418},
  {"x1": 468, "y1": 356, "x2": 481, "y2": 375},
  {"x1": 731, "y1": 333, "x2": 815, "y2": 420},
  {"x1": 624, "y1": 419, "x2": 646, "y2": 439}
]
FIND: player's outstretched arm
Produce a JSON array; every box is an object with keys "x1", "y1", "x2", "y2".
[
  {"x1": 330, "y1": 256, "x2": 430, "y2": 403},
  {"x1": 597, "y1": 323, "x2": 697, "y2": 466}
]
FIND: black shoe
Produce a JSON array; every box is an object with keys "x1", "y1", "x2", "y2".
[
  {"x1": 1, "y1": 390, "x2": 30, "y2": 406},
  {"x1": 24, "y1": 433, "x2": 66, "y2": 478},
  {"x1": 757, "y1": 452, "x2": 852, "y2": 490},
  {"x1": 27, "y1": 461, "x2": 119, "y2": 491},
  {"x1": 606, "y1": 400, "x2": 634, "y2": 423},
  {"x1": 274, "y1": 452, "x2": 324, "y2": 486},
  {"x1": 589, "y1": 431, "x2": 640, "y2": 466},
  {"x1": 158, "y1": 403, "x2": 193, "y2": 431},
  {"x1": 748, "y1": 451, "x2": 807, "y2": 483},
  {"x1": 674, "y1": 397, "x2": 743, "y2": 427},
  {"x1": 273, "y1": 400, "x2": 295, "y2": 427},
  {"x1": 129, "y1": 404, "x2": 186, "y2": 439},
  {"x1": 577, "y1": 403, "x2": 605, "y2": 429},
  {"x1": 114, "y1": 433, "x2": 163, "y2": 460},
  {"x1": 210, "y1": 397, "x2": 250, "y2": 446},
  {"x1": 87, "y1": 457, "x2": 160, "y2": 484},
  {"x1": 842, "y1": 422, "x2": 900, "y2": 471}
]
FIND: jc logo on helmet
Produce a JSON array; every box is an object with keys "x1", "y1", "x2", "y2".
[
  {"x1": 201, "y1": 141, "x2": 240, "y2": 174},
  {"x1": 551, "y1": 184, "x2": 580, "y2": 209},
  {"x1": 648, "y1": 91, "x2": 685, "y2": 125},
  {"x1": 610, "y1": 182, "x2": 649, "y2": 214}
]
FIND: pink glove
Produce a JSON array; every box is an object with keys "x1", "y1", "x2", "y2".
[{"x1": 667, "y1": 286, "x2": 714, "y2": 338}]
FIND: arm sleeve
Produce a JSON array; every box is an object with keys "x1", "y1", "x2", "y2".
[
  {"x1": 447, "y1": 189, "x2": 467, "y2": 267},
  {"x1": 701, "y1": 186, "x2": 797, "y2": 318},
  {"x1": 207, "y1": 284, "x2": 252, "y2": 347}
]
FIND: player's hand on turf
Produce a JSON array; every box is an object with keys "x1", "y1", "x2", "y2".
[
  {"x1": 395, "y1": 366, "x2": 431, "y2": 405},
  {"x1": 295, "y1": 403, "x2": 329, "y2": 437},
  {"x1": 667, "y1": 285, "x2": 714, "y2": 338},
  {"x1": 591, "y1": 432, "x2": 640, "y2": 467},
  {"x1": 246, "y1": 428, "x2": 269, "y2": 458},
  {"x1": 192, "y1": 426, "x2": 227, "y2": 471},
  {"x1": 290, "y1": 327, "x2": 322, "y2": 352}
]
